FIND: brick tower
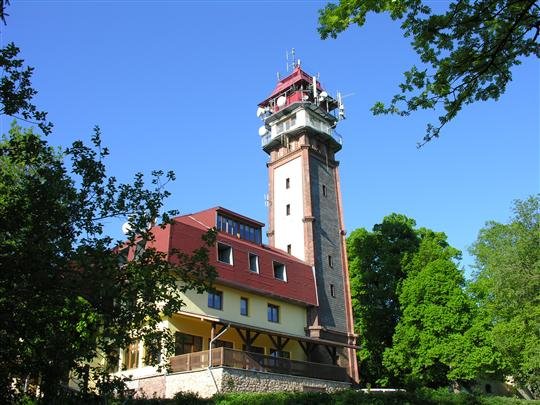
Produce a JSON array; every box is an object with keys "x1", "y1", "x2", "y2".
[{"x1": 257, "y1": 63, "x2": 359, "y2": 382}]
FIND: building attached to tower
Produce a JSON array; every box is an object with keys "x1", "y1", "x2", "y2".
[{"x1": 113, "y1": 65, "x2": 359, "y2": 398}]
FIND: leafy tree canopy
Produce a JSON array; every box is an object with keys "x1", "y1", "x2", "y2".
[
  {"x1": 0, "y1": 5, "x2": 216, "y2": 400},
  {"x1": 347, "y1": 213, "x2": 419, "y2": 386},
  {"x1": 0, "y1": 122, "x2": 217, "y2": 401},
  {"x1": 470, "y1": 195, "x2": 540, "y2": 397},
  {"x1": 383, "y1": 230, "x2": 503, "y2": 388},
  {"x1": 318, "y1": 0, "x2": 540, "y2": 146}
]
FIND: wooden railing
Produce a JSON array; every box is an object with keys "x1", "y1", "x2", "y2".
[{"x1": 169, "y1": 347, "x2": 348, "y2": 382}]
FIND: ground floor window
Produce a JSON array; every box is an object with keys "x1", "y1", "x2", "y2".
[
  {"x1": 122, "y1": 341, "x2": 139, "y2": 369},
  {"x1": 209, "y1": 339, "x2": 233, "y2": 349},
  {"x1": 242, "y1": 345, "x2": 265, "y2": 354},
  {"x1": 175, "y1": 332, "x2": 203, "y2": 355},
  {"x1": 270, "y1": 349, "x2": 290, "y2": 359}
]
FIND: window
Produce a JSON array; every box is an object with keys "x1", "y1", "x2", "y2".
[
  {"x1": 175, "y1": 332, "x2": 203, "y2": 355},
  {"x1": 134, "y1": 240, "x2": 145, "y2": 259},
  {"x1": 122, "y1": 341, "x2": 139, "y2": 369},
  {"x1": 328, "y1": 255, "x2": 333, "y2": 268},
  {"x1": 330, "y1": 284, "x2": 336, "y2": 298},
  {"x1": 118, "y1": 248, "x2": 129, "y2": 266},
  {"x1": 240, "y1": 297, "x2": 249, "y2": 316},
  {"x1": 270, "y1": 349, "x2": 290, "y2": 359},
  {"x1": 243, "y1": 345, "x2": 265, "y2": 355},
  {"x1": 322, "y1": 184, "x2": 327, "y2": 197},
  {"x1": 285, "y1": 178, "x2": 290, "y2": 189},
  {"x1": 208, "y1": 290, "x2": 223, "y2": 310},
  {"x1": 217, "y1": 243, "x2": 233, "y2": 265},
  {"x1": 249, "y1": 253, "x2": 259, "y2": 273},
  {"x1": 286, "y1": 204, "x2": 290, "y2": 216},
  {"x1": 216, "y1": 214, "x2": 262, "y2": 244},
  {"x1": 287, "y1": 244, "x2": 291, "y2": 254},
  {"x1": 209, "y1": 339, "x2": 233, "y2": 349},
  {"x1": 273, "y1": 261, "x2": 287, "y2": 281},
  {"x1": 268, "y1": 304, "x2": 280, "y2": 323}
]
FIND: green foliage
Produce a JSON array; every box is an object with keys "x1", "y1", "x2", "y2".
[
  {"x1": 0, "y1": 123, "x2": 217, "y2": 401},
  {"x1": 212, "y1": 389, "x2": 537, "y2": 405},
  {"x1": 470, "y1": 195, "x2": 540, "y2": 396},
  {"x1": 318, "y1": 0, "x2": 540, "y2": 146},
  {"x1": 347, "y1": 214, "x2": 419, "y2": 386},
  {"x1": 348, "y1": 216, "x2": 504, "y2": 388},
  {"x1": 383, "y1": 231, "x2": 503, "y2": 387},
  {"x1": 0, "y1": 42, "x2": 52, "y2": 134}
]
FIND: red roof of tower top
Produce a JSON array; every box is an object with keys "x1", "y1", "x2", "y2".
[{"x1": 258, "y1": 66, "x2": 325, "y2": 107}]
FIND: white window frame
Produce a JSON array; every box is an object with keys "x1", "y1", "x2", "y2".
[{"x1": 217, "y1": 242, "x2": 233, "y2": 265}]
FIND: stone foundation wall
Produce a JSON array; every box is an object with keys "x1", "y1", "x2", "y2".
[
  {"x1": 219, "y1": 367, "x2": 350, "y2": 395},
  {"x1": 131, "y1": 367, "x2": 350, "y2": 398}
]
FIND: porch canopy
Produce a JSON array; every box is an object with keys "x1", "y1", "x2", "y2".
[{"x1": 170, "y1": 311, "x2": 358, "y2": 372}]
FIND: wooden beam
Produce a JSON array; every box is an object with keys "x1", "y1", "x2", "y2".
[{"x1": 234, "y1": 327, "x2": 247, "y2": 345}]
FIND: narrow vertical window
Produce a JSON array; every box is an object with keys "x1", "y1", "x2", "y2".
[
  {"x1": 328, "y1": 255, "x2": 333, "y2": 268},
  {"x1": 240, "y1": 297, "x2": 248, "y2": 316},
  {"x1": 285, "y1": 178, "x2": 290, "y2": 189},
  {"x1": 249, "y1": 253, "x2": 259, "y2": 273},
  {"x1": 330, "y1": 284, "x2": 336, "y2": 298},
  {"x1": 287, "y1": 244, "x2": 292, "y2": 254},
  {"x1": 217, "y1": 243, "x2": 233, "y2": 265},
  {"x1": 273, "y1": 262, "x2": 287, "y2": 281},
  {"x1": 123, "y1": 341, "x2": 139, "y2": 369},
  {"x1": 268, "y1": 304, "x2": 280, "y2": 323},
  {"x1": 286, "y1": 204, "x2": 290, "y2": 216},
  {"x1": 322, "y1": 184, "x2": 327, "y2": 197}
]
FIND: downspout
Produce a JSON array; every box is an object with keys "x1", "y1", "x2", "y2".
[{"x1": 208, "y1": 324, "x2": 231, "y2": 394}]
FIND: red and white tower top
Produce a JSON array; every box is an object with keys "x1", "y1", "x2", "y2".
[{"x1": 257, "y1": 64, "x2": 345, "y2": 154}]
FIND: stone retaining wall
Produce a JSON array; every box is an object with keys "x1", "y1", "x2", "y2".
[{"x1": 129, "y1": 367, "x2": 350, "y2": 398}]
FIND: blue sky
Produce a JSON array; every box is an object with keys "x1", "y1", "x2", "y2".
[{"x1": 2, "y1": 1, "x2": 539, "y2": 276}]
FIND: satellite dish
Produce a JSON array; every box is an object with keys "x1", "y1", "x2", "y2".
[
  {"x1": 256, "y1": 107, "x2": 266, "y2": 118},
  {"x1": 302, "y1": 94, "x2": 309, "y2": 101},
  {"x1": 277, "y1": 96, "x2": 287, "y2": 107},
  {"x1": 258, "y1": 126, "x2": 268, "y2": 136},
  {"x1": 320, "y1": 91, "x2": 328, "y2": 99},
  {"x1": 121, "y1": 222, "x2": 132, "y2": 235}
]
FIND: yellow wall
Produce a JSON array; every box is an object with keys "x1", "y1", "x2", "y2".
[
  {"x1": 168, "y1": 299, "x2": 307, "y2": 361},
  {"x1": 179, "y1": 283, "x2": 307, "y2": 337}
]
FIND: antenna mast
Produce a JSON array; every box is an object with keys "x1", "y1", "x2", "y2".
[{"x1": 286, "y1": 48, "x2": 298, "y2": 72}]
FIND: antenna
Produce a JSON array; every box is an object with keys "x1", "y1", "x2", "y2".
[
  {"x1": 286, "y1": 48, "x2": 296, "y2": 72},
  {"x1": 337, "y1": 91, "x2": 346, "y2": 120}
]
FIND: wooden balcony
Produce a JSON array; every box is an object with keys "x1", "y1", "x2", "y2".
[{"x1": 169, "y1": 347, "x2": 348, "y2": 382}]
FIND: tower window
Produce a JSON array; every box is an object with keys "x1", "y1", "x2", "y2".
[
  {"x1": 208, "y1": 290, "x2": 223, "y2": 310},
  {"x1": 330, "y1": 284, "x2": 336, "y2": 298},
  {"x1": 249, "y1": 253, "x2": 259, "y2": 273},
  {"x1": 328, "y1": 255, "x2": 333, "y2": 268},
  {"x1": 217, "y1": 243, "x2": 233, "y2": 265},
  {"x1": 287, "y1": 244, "x2": 291, "y2": 254},
  {"x1": 268, "y1": 304, "x2": 280, "y2": 323},
  {"x1": 286, "y1": 178, "x2": 290, "y2": 189},
  {"x1": 286, "y1": 204, "x2": 290, "y2": 216},
  {"x1": 322, "y1": 184, "x2": 327, "y2": 197},
  {"x1": 273, "y1": 261, "x2": 287, "y2": 281}
]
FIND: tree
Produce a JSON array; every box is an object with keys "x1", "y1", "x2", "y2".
[
  {"x1": 318, "y1": 0, "x2": 540, "y2": 146},
  {"x1": 347, "y1": 213, "x2": 419, "y2": 386},
  {"x1": 470, "y1": 195, "x2": 540, "y2": 397},
  {"x1": 0, "y1": 123, "x2": 217, "y2": 401},
  {"x1": 0, "y1": 6, "x2": 216, "y2": 399},
  {"x1": 383, "y1": 229, "x2": 502, "y2": 388}
]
